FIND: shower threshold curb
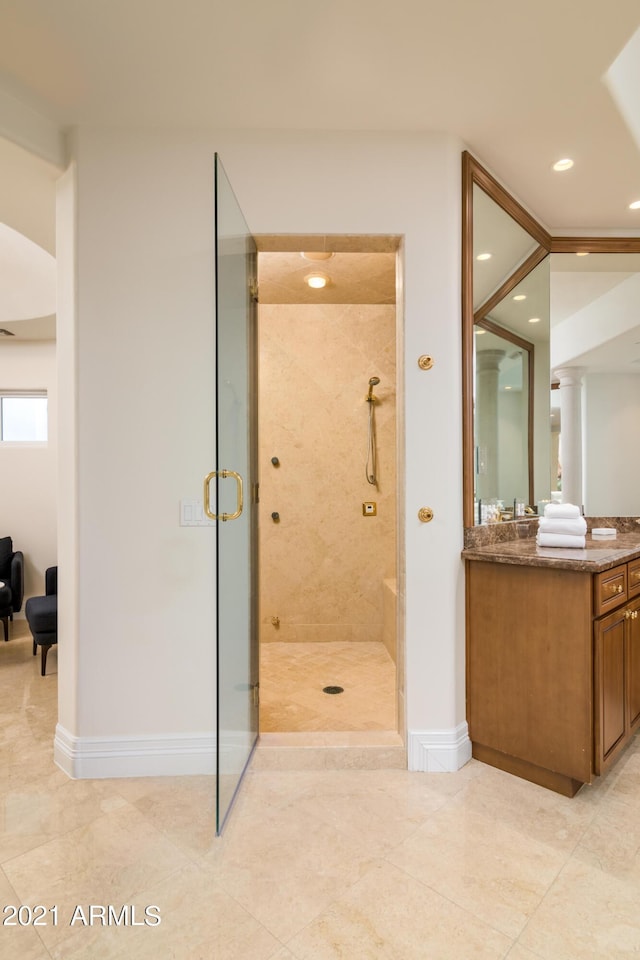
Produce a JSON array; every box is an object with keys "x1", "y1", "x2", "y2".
[{"x1": 253, "y1": 731, "x2": 406, "y2": 770}]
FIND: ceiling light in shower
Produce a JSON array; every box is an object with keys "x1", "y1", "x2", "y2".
[
  {"x1": 629, "y1": 200, "x2": 640, "y2": 210},
  {"x1": 305, "y1": 272, "x2": 329, "y2": 289}
]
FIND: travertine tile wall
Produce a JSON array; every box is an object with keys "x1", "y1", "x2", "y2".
[{"x1": 258, "y1": 302, "x2": 396, "y2": 644}]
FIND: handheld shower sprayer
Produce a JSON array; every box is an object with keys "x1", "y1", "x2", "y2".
[
  {"x1": 365, "y1": 377, "x2": 380, "y2": 485},
  {"x1": 366, "y1": 376, "x2": 381, "y2": 402}
]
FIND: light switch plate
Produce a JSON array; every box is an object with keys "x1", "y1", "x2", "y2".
[{"x1": 180, "y1": 499, "x2": 215, "y2": 526}]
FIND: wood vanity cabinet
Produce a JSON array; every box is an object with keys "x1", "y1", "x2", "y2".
[
  {"x1": 594, "y1": 590, "x2": 640, "y2": 773},
  {"x1": 467, "y1": 556, "x2": 640, "y2": 797}
]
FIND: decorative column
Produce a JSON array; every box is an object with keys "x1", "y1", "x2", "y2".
[
  {"x1": 475, "y1": 348, "x2": 505, "y2": 501},
  {"x1": 553, "y1": 366, "x2": 585, "y2": 509}
]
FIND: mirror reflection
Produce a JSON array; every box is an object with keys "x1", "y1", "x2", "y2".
[
  {"x1": 550, "y1": 253, "x2": 640, "y2": 516},
  {"x1": 473, "y1": 258, "x2": 550, "y2": 522},
  {"x1": 474, "y1": 324, "x2": 530, "y2": 521},
  {"x1": 464, "y1": 151, "x2": 640, "y2": 526},
  {"x1": 472, "y1": 184, "x2": 539, "y2": 310}
]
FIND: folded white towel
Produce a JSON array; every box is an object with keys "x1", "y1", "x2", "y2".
[
  {"x1": 543, "y1": 503, "x2": 581, "y2": 520},
  {"x1": 538, "y1": 517, "x2": 587, "y2": 537},
  {"x1": 536, "y1": 533, "x2": 586, "y2": 548}
]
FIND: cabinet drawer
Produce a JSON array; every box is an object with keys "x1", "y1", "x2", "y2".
[
  {"x1": 595, "y1": 565, "x2": 627, "y2": 616},
  {"x1": 629, "y1": 559, "x2": 640, "y2": 599}
]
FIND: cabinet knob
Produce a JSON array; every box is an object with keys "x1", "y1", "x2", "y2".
[{"x1": 626, "y1": 610, "x2": 632, "y2": 619}]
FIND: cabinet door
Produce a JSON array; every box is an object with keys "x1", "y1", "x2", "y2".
[
  {"x1": 627, "y1": 600, "x2": 640, "y2": 731},
  {"x1": 629, "y1": 558, "x2": 640, "y2": 600},
  {"x1": 594, "y1": 609, "x2": 626, "y2": 773}
]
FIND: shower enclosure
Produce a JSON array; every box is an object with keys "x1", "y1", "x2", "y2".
[{"x1": 256, "y1": 243, "x2": 399, "y2": 735}]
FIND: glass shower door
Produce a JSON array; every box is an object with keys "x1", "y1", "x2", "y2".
[{"x1": 210, "y1": 154, "x2": 259, "y2": 834}]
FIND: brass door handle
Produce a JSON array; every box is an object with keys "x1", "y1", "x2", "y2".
[{"x1": 203, "y1": 470, "x2": 244, "y2": 521}]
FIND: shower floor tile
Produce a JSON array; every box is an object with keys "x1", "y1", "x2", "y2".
[{"x1": 259, "y1": 641, "x2": 396, "y2": 733}]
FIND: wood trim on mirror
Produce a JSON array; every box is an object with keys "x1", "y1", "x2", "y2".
[{"x1": 550, "y1": 237, "x2": 640, "y2": 253}]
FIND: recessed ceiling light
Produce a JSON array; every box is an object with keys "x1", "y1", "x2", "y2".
[
  {"x1": 513, "y1": 294, "x2": 527, "y2": 301},
  {"x1": 476, "y1": 252, "x2": 491, "y2": 261},
  {"x1": 576, "y1": 251, "x2": 590, "y2": 256},
  {"x1": 553, "y1": 158, "x2": 574, "y2": 172},
  {"x1": 305, "y1": 272, "x2": 329, "y2": 289},
  {"x1": 528, "y1": 317, "x2": 541, "y2": 324},
  {"x1": 629, "y1": 200, "x2": 640, "y2": 210}
]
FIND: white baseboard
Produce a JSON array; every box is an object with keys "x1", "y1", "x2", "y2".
[
  {"x1": 54, "y1": 724, "x2": 216, "y2": 779},
  {"x1": 53, "y1": 722, "x2": 470, "y2": 779},
  {"x1": 407, "y1": 721, "x2": 472, "y2": 772}
]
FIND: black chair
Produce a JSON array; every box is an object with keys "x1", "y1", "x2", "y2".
[
  {"x1": 0, "y1": 537, "x2": 24, "y2": 642},
  {"x1": 26, "y1": 566, "x2": 58, "y2": 676}
]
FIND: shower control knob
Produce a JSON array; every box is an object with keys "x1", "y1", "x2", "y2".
[
  {"x1": 271, "y1": 512, "x2": 280, "y2": 522},
  {"x1": 271, "y1": 457, "x2": 280, "y2": 466}
]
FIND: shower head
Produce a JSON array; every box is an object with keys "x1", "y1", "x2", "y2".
[{"x1": 369, "y1": 377, "x2": 380, "y2": 386}]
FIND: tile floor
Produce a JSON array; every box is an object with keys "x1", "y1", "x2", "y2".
[
  {"x1": 3, "y1": 621, "x2": 640, "y2": 958},
  {"x1": 259, "y1": 641, "x2": 396, "y2": 732}
]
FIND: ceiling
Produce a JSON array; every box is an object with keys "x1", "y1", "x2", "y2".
[
  {"x1": 2, "y1": 1, "x2": 640, "y2": 339},
  {"x1": 258, "y1": 252, "x2": 396, "y2": 305}
]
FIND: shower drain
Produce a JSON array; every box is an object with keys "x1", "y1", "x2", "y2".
[{"x1": 323, "y1": 685, "x2": 344, "y2": 695}]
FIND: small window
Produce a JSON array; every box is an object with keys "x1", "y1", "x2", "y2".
[{"x1": 0, "y1": 394, "x2": 48, "y2": 442}]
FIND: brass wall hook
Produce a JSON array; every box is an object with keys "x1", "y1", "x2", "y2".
[{"x1": 418, "y1": 355, "x2": 434, "y2": 370}]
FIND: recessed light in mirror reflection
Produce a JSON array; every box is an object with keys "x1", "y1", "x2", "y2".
[
  {"x1": 528, "y1": 317, "x2": 541, "y2": 323},
  {"x1": 513, "y1": 294, "x2": 527, "y2": 301},
  {"x1": 476, "y1": 252, "x2": 492, "y2": 261}
]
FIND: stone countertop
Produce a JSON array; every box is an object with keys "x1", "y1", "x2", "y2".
[{"x1": 462, "y1": 532, "x2": 640, "y2": 573}]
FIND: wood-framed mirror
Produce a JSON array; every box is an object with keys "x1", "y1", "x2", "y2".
[{"x1": 462, "y1": 151, "x2": 640, "y2": 527}]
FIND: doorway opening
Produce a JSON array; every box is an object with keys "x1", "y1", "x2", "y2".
[{"x1": 255, "y1": 235, "x2": 404, "y2": 746}]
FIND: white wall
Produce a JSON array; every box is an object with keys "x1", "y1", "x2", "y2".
[
  {"x1": 0, "y1": 339, "x2": 57, "y2": 604},
  {"x1": 56, "y1": 128, "x2": 466, "y2": 775},
  {"x1": 583, "y1": 372, "x2": 640, "y2": 515}
]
